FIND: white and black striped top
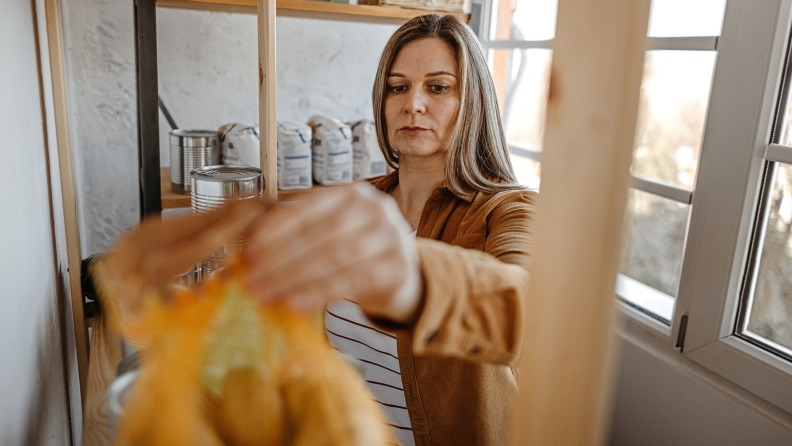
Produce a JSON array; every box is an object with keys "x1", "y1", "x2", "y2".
[{"x1": 325, "y1": 299, "x2": 414, "y2": 446}]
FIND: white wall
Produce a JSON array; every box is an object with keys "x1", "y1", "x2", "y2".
[
  {"x1": 60, "y1": 0, "x2": 397, "y2": 255},
  {"x1": 156, "y1": 10, "x2": 398, "y2": 166},
  {"x1": 0, "y1": 0, "x2": 75, "y2": 444},
  {"x1": 609, "y1": 329, "x2": 792, "y2": 445}
]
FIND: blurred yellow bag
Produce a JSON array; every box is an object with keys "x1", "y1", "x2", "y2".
[{"x1": 114, "y1": 263, "x2": 392, "y2": 446}]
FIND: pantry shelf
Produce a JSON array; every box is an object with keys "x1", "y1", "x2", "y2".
[
  {"x1": 161, "y1": 167, "x2": 340, "y2": 208},
  {"x1": 156, "y1": 0, "x2": 469, "y2": 22}
]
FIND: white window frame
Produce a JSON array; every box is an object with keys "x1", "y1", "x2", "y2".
[
  {"x1": 476, "y1": 0, "x2": 792, "y2": 419},
  {"x1": 476, "y1": 0, "x2": 712, "y2": 329},
  {"x1": 672, "y1": 0, "x2": 792, "y2": 415}
]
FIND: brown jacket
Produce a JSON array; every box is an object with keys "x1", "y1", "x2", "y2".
[{"x1": 369, "y1": 171, "x2": 535, "y2": 446}]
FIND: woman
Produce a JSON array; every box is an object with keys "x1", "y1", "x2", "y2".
[{"x1": 99, "y1": 14, "x2": 534, "y2": 446}]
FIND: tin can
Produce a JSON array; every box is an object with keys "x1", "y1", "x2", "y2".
[
  {"x1": 170, "y1": 129, "x2": 221, "y2": 195},
  {"x1": 190, "y1": 165, "x2": 264, "y2": 281}
]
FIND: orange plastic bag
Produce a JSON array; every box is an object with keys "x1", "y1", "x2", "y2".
[{"x1": 114, "y1": 263, "x2": 392, "y2": 446}]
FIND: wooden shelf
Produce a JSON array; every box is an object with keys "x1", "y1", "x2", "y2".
[
  {"x1": 157, "y1": 0, "x2": 469, "y2": 22},
  {"x1": 161, "y1": 167, "x2": 345, "y2": 208},
  {"x1": 161, "y1": 167, "x2": 191, "y2": 209}
]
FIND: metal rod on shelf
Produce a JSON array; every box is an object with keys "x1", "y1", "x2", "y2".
[
  {"x1": 158, "y1": 95, "x2": 179, "y2": 130},
  {"x1": 135, "y1": 0, "x2": 162, "y2": 218}
]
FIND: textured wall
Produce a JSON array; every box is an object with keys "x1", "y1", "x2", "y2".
[
  {"x1": 61, "y1": 0, "x2": 397, "y2": 255},
  {"x1": 156, "y1": 10, "x2": 398, "y2": 164},
  {"x1": 60, "y1": 0, "x2": 139, "y2": 255},
  {"x1": 0, "y1": 0, "x2": 74, "y2": 444}
]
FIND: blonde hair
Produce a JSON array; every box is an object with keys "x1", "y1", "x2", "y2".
[{"x1": 372, "y1": 14, "x2": 523, "y2": 194}]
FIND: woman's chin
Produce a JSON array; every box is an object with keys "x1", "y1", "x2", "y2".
[{"x1": 393, "y1": 143, "x2": 448, "y2": 159}]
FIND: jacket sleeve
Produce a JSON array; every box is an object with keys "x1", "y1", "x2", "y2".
[{"x1": 372, "y1": 192, "x2": 535, "y2": 367}]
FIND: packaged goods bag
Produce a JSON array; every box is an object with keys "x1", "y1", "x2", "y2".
[
  {"x1": 111, "y1": 258, "x2": 393, "y2": 446},
  {"x1": 220, "y1": 124, "x2": 260, "y2": 168},
  {"x1": 277, "y1": 122, "x2": 312, "y2": 190},
  {"x1": 350, "y1": 120, "x2": 389, "y2": 180},
  {"x1": 309, "y1": 115, "x2": 353, "y2": 186}
]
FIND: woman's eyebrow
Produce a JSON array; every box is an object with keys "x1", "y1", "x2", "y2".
[
  {"x1": 426, "y1": 71, "x2": 457, "y2": 78},
  {"x1": 387, "y1": 71, "x2": 457, "y2": 78}
]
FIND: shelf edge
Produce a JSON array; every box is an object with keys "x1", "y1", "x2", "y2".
[{"x1": 157, "y1": 0, "x2": 468, "y2": 23}]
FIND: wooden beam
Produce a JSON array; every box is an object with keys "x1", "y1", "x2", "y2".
[
  {"x1": 509, "y1": 0, "x2": 651, "y2": 444},
  {"x1": 259, "y1": 0, "x2": 278, "y2": 201},
  {"x1": 81, "y1": 310, "x2": 123, "y2": 446},
  {"x1": 491, "y1": 0, "x2": 512, "y2": 115},
  {"x1": 43, "y1": 0, "x2": 90, "y2": 408},
  {"x1": 157, "y1": 0, "x2": 469, "y2": 23}
]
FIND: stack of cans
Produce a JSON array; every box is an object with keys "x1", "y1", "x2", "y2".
[
  {"x1": 175, "y1": 267, "x2": 201, "y2": 287},
  {"x1": 190, "y1": 165, "x2": 264, "y2": 281},
  {"x1": 170, "y1": 129, "x2": 221, "y2": 195}
]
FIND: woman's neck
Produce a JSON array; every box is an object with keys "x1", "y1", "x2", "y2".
[{"x1": 392, "y1": 153, "x2": 446, "y2": 230}]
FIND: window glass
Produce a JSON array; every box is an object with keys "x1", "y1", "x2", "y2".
[
  {"x1": 780, "y1": 91, "x2": 792, "y2": 146},
  {"x1": 619, "y1": 189, "x2": 690, "y2": 298},
  {"x1": 647, "y1": 0, "x2": 727, "y2": 37},
  {"x1": 494, "y1": 0, "x2": 558, "y2": 41},
  {"x1": 510, "y1": 154, "x2": 541, "y2": 189},
  {"x1": 491, "y1": 49, "x2": 552, "y2": 152},
  {"x1": 631, "y1": 51, "x2": 716, "y2": 189},
  {"x1": 744, "y1": 163, "x2": 792, "y2": 353}
]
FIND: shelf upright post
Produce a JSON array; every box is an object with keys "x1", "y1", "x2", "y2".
[
  {"x1": 258, "y1": 0, "x2": 278, "y2": 201},
  {"x1": 135, "y1": 0, "x2": 162, "y2": 217},
  {"x1": 508, "y1": 0, "x2": 651, "y2": 444}
]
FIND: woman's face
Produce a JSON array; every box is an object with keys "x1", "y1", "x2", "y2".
[{"x1": 384, "y1": 38, "x2": 460, "y2": 159}]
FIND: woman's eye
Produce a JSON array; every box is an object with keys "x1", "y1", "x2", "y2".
[
  {"x1": 389, "y1": 85, "x2": 408, "y2": 94},
  {"x1": 430, "y1": 84, "x2": 449, "y2": 93}
]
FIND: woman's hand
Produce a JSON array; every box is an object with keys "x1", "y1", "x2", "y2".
[
  {"x1": 244, "y1": 182, "x2": 423, "y2": 325},
  {"x1": 101, "y1": 200, "x2": 270, "y2": 324}
]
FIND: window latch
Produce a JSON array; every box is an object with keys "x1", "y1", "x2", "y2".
[{"x1": 675, "y1": 314, "x2": 689, "y2": 352}]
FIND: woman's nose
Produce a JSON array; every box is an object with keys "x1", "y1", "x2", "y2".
[{"x1": 403, "y1": 88, "x2": 426, "y2": 114}]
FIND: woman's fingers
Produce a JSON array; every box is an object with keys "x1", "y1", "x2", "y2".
[
  {"x1": 242, "y1": 183, "x2": 421, "y2": 322},
  {"x1": 246, "y1": 186, "x2": 351, "y2": 250},
  {"x1": 245, "y1": 200, "x2": 377, "y2": 283},
  {"x1": 141, "y1": 199, "x2": 271, "y2": 283},
  {"x1": 122, "y1": 198, "x2": 262, "y2": 257},
  {"x1": 245, "y1": 216, "x2": 399, "y2": 302},
  {"x1": 245, "y1": 191, "x2": 394, "y2": 296},
  {"x1": 102, "y1": 199, "x2": 272, "y2": 313}
]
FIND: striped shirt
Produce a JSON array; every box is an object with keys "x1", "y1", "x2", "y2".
[
  {"x1": 325, "y1": 229, "x2": 417, "y2": 446},
  {"x1": 325, "y1": 300, "x2": 414, "y2": 446}
]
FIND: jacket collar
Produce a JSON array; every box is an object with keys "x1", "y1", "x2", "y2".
[{"x1": 370, "y1": 170, "x2": 476, "y2": 203}]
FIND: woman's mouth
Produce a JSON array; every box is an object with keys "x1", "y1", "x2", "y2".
[{"x1": 399, "y1": 126, "x2": 430, "y2": 136}]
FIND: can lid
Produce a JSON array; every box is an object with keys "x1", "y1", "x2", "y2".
[
  {"x1": 190, "y1": 165, "x2": 263, "y2": 182},
  {"x1": 170, "y1": 129, "x2": 220, "y2": 147},
  {"x1": 170, "y1": 129, "x2": 217, "y2": 138}
]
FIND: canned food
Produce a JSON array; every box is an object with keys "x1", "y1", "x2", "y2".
[
  {"x1": 190, "y1": 165, "x2": 263, "y2": 281},
  {"x1": 170, "y1": 129, "x2": 221, "y2": 195}
]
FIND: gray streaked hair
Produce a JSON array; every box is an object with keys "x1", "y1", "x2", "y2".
[{"x1": 372, "y1": 14, "x2": 523, "y2": 194}]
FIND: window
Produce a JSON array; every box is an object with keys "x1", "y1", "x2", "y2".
[
  {"x1": 668, "y1": 0, "x2": 792, "y2": 413},
  {"x1": 735, "y1": 48, "x2": 792, "y2": 363},
  {"x1": 476, "y1": 0, "x2": 792, "y2": 416},
  {"x1": 619, "y1": 1, "x2": 725, "y2": 323},
  {"x1": 476, "y1": 0, "x2": 555, "y2": 191},
  {"x1": 477, "y1": 0, "x2": 726, "y2": 324}
]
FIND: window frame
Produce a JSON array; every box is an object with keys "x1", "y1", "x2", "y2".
[
  {"x1": 478, "y1": 0, "x2": 714, "y2": 330},
  {"x1": 478, "y1": 0, "x2": 792, "y2": 418},
  {"x1": 660, "y1": 0, "x2": 792, "y2": 414}
]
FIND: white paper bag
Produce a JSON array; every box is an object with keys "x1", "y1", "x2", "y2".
[
  {"x1": 350, "y1": 120, "x2": 389, "y2": 180},
  {"x1": 277, "y1": 122, "x2": 313, "y2": 190},
  {"x1": 309, "y1": 115, "x2": 353, "y2": 186},
  {"x1": 219, "y1": 123, "x2": 260, "y2": 168}
]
